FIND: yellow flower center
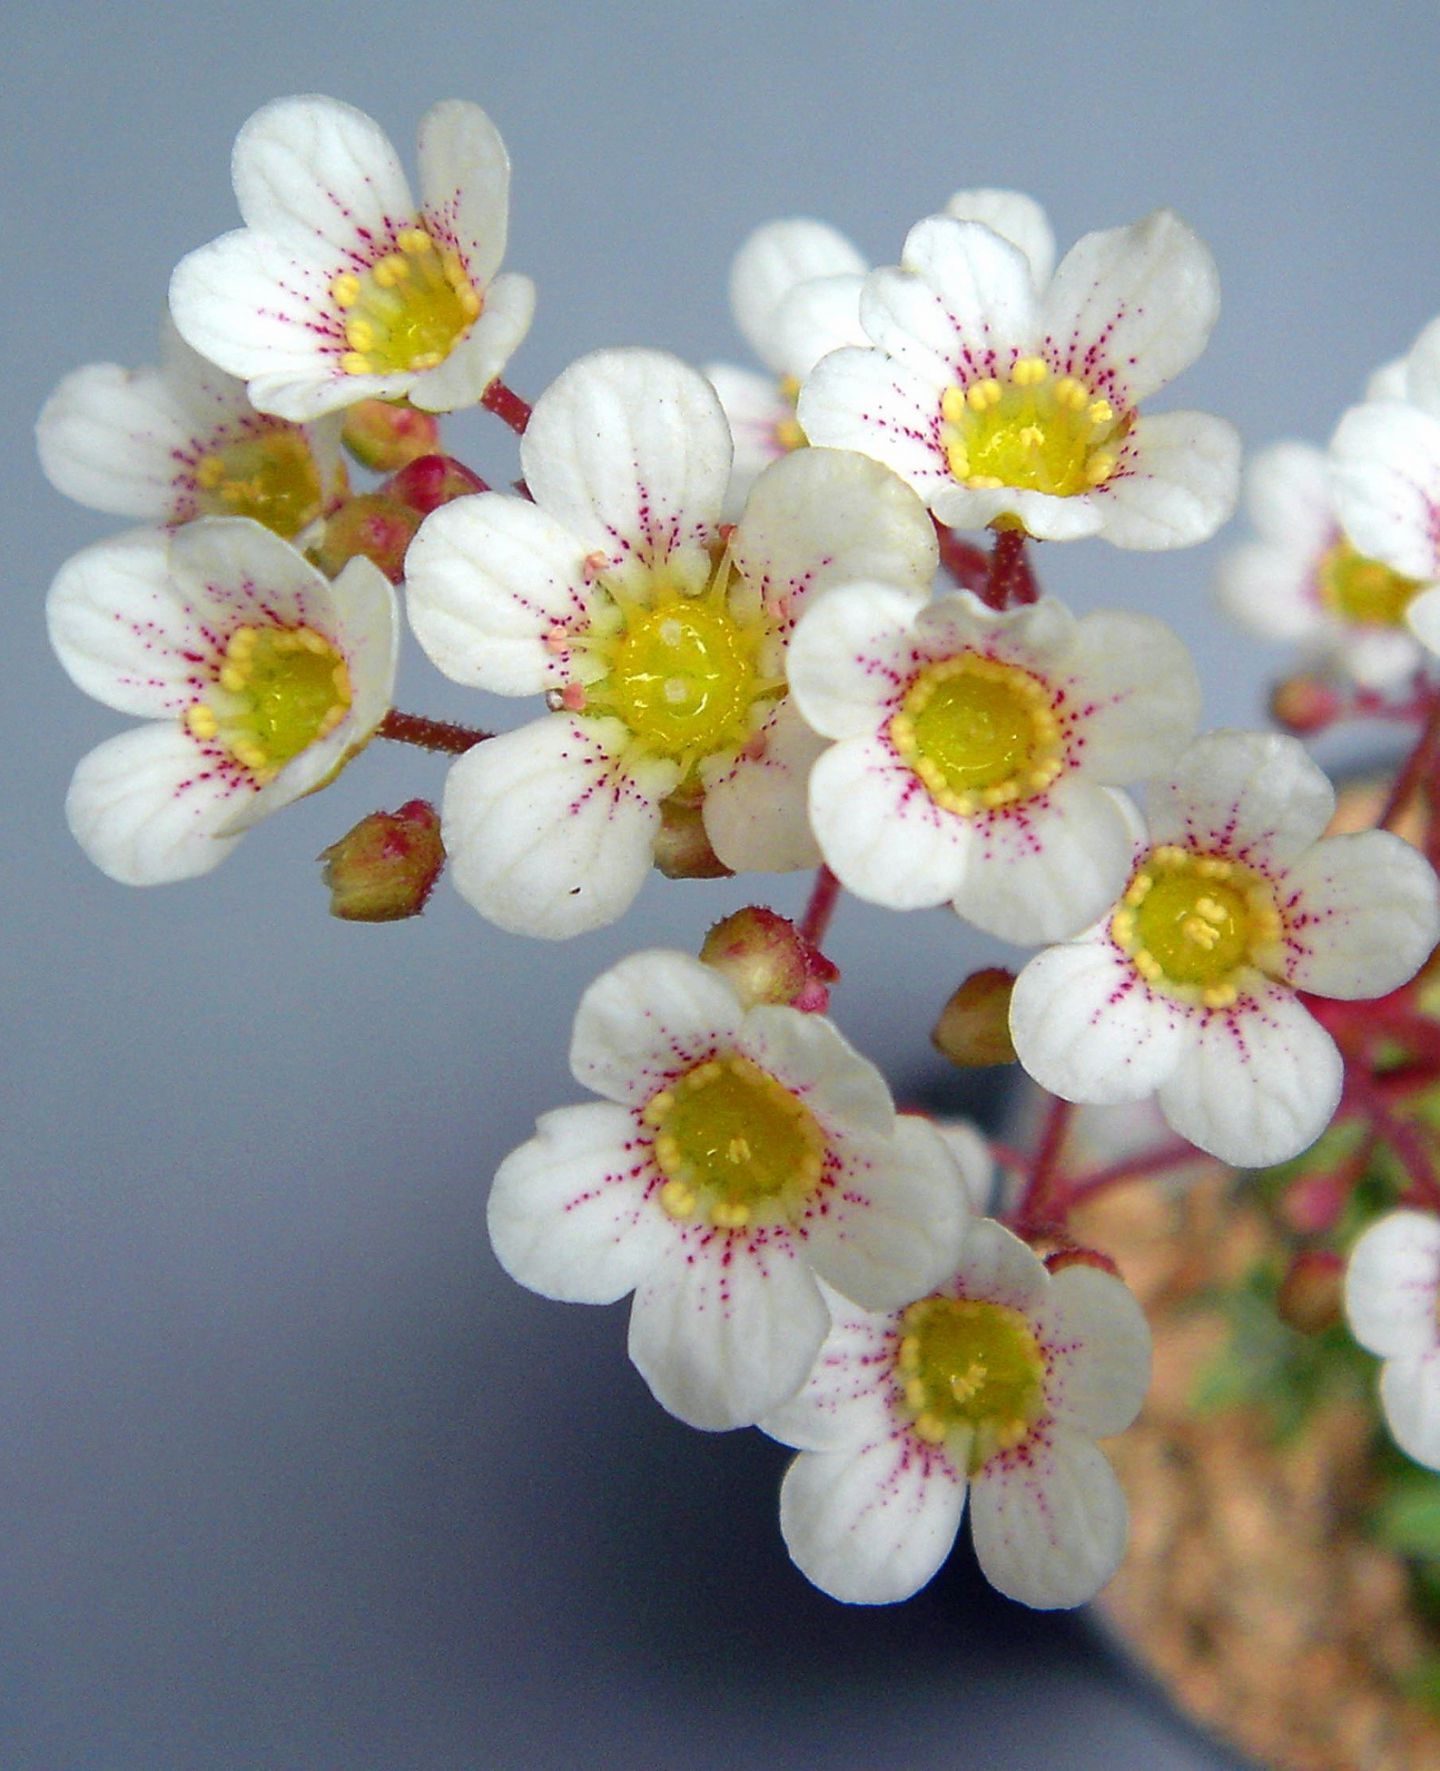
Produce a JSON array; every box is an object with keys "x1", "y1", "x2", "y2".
[
  {"x1": 643, "y1": 1053, "x2": 826, "y2": 1231},
  {"x1": 579, "y1": 557, "x2": 782, "y2": 775},
  {"x1": 1316, "y1": 538, "x2": 1421, "y2": 627},
  {"x1": 1110, "y1": 845, "x2": 1284, "y2": 1009},
  {"x1": 939, "y1": 356, "x2": 1124, "y2": 499},
  {"x1": 332, "y1": 227, "x2": 482, "y2": 377},
  {"x1": 193, "y1": 428, "x2": 327, "y2": 539},
  {"x1": 897, "y1": 1296, "x2": 1045, "y2": 1472},
  {"x1": 774, "y1": 373, "x2": 807, "y2": 453},
  {"x1": 888, "y1": 653, "x2": 1063, "y2": 814},
  {"x1": 183, "y1": 624, "x2": 353, "y2": 785}
]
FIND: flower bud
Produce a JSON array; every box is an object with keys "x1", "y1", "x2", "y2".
[
  {"x1": 1045, "y1": 1246, "x2": 1121, "y2": 1280},
  {"x1": 311, "y1": 493, "x2": 421, "y2": 584},
  {"x1": 341, "y1": 399, "x2": 441, "y2": 472},
  {"x1": 383, "y1": 453, "x2": 487, "y2": 516},
  {"x1": 319, "y1": 800, "x2": 444, "y2": 921},
  {"x1": 1270, "y1": 672, "x2": 1341, "y2": 736},
  {"x1": 1279, "y1": 1170, "x2": 1347, "y2": 1235},
  {"x1": 932, "y1": 968, "x2": 1018, "y2": 1067},
  {"x1": 652, "y1": 793, "x2": 731, "y2": 880},
  {"x1": 700, "y1": 906, "x2": 839, "y2": 1012},
  {"x1": 1276, "y1": 1248, "x2": 1344, "y2": 1334}
]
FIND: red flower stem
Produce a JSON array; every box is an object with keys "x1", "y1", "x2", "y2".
[
  {"x1": 979, "y1": 527, "x2": 1038, "y2": 611},
  {"x1": 1012, "y1": 1093, "x2": 1074, "y2": 1230},
  {"x1": 933, "y1": 520, "x2": 990, "y2": 593},
  {"x1": 798, "y1": 865, "x2": 841, "y2": 948},
  {"x1": 1345, "y1": 1078, "x2": 1440, "y2": 1210},
  {"x1": 377, "y1": 710, "x2": 491, "y2": 755},
  {"x1": 1062, "y1": 1139, "x2": 1206, "y2": 1212},
  {"x1": 1378, "y1": 689, "x2": 1440, "y2": 831},
  {"x1": 481, "y1": 378, "x2": 533, "y2": 435}
]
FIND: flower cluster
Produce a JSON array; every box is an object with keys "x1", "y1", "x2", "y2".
[{"x1": 39, "y1": 90, "x2": 1440, "y2": 1615}]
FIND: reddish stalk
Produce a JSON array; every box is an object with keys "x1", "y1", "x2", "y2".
[
  {"x1": 1063, "y1": 1139, "x2": 1206, "y2": 1212},
  {"x1": 934, "y1": 520, "x2": 990, "y2": 594},
  {"x1": 1345, "y1": 1078, "x2": 1440, "y2": 1211},
  {"x1": 1378, "y1": 689, "x2": 1440, "y2": 831},
  {"x1": 798, "y1": 865, "x2": 841, "y2": 948},
  {"x1": 481, "y1": 379, "x2": 532, "y2": 435},
  {"x1": 979, "y1": 527, "x2": 1038, "y2": 611},
  {"x1": 1012, "y1": 1094, "x2": 1074, "y2": 1231},
  {"x1": 377, "y1": 710, "x2": 491, "y2": 755}
]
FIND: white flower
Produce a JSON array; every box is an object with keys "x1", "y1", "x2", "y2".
[
  {"x1": 1332, "y1": 316, "x2": 1440, "y2": 656},
  {"x1": 799, "y1": 207, "x2": 1240, "y2": 549},
  {"x1": 170, "y1": 96, "x2": 534, "y2": 421},
  {"x1": 1345, "y1": 1210, "x2": 1440, "y2": 1470},
  {"x1": 49, "y1": 517, "x2": 398, "y2": 884},
  {"x1": 404, "y1": 346, "x2": 938, "y2": 938},
  {"x1": 705, "y1": 192, "x2": 1055, "y2": 514},
  {"x1": 37, "y1": 318, "x2": 346, "y2": 541},
  {"x1": 762, "y1": 1219, "x2": 1149, "y2": 1607},
  {"x1": 1009, "y1": 730, "x2": 1440, "y2": 1167},
  {"x1": 1215, "y1": 441, "x2": 1427, "y2": 690},
  {"x1": 488, "y1": 950, "x2": 972, "y2": 1431},
  {"x1": 786, "y1": 586, "x2": 1200, "y2": 942}
]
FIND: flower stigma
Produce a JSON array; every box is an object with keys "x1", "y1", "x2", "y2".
[
  {"x1": 193, "y1": 428, "x2": 326, "y2": 538},
  {"x1": 1110, "y1": 844, "x2": 1283, "y2": 1008},
  {"x1": 1316, "y1": 538, "x2": 1421, "y2": 627},
  {"x1": 643, "y1": 1053, "x2": 826, "y2": 1230},
  {"x1": 183, "y1": 624, "x2": 352, "y2": 784},
  {"x1": 332, "y1": 228, "x2": 482, "y2": 377},
  {"x1": 889, "y1": 653, "x2": 1063, "y2": 814},
  {"x1": 896, "y1": 1295, "x2": 1045, "y2": 1472},
  {"x1": 939, "y1": 356, "x2": 1125, "y2": 500}
]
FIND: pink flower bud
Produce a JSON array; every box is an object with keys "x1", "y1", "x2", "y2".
[
  {"x1": 383, "y1": 453, "x2": 487, "y2": 516},
  {"x1": 1045, "y1": 1246, "x2": 1121, "y2": 1280},
  {"x1": 312, "y1": 493, "x2": 421, "y2": 584},
  {"x1": 1270, "y1": 673, "x2": 1340, "y2": 736},
  {"x1": 652, "y1": 794, "x2": 732, "y2": 880},
  {"x1": 931, "y1": 968, "x2": 1018, "y2": 1067},
  {"x1": 699, "y1": 906, "x2": 839, "y2": 1012},
  {"x1": 1276, "y1": 1247, "x2": 1344, "y2": 1334},
  {"x1": 319, "y1": 800, "x2": 444, "y2": 922},
  {"x1": 340, "y1": 399, "x2": 442, "y2": 472}
]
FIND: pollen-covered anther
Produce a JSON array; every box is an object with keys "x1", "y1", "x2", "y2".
[
  {"x1": 1110, "y1": 844, "x2": 1284, "y2": 1007},
  {"x1": 938, "y1": 358, "x2": 1126, "y2": 499},
  {"x1": 186, "y1": 621, "x2": 353, "y2": 784},
  {"x1": 894, "y1": 1295, "x2": 1045, "y2": 1471},
  {"x1": 889, "y1": 652, "x2": 1064, "y2": 816},
  {"x1": 190, "y1": 428, "x2": 326, "y2": 539},
  {"x1": 645, "y1": 1051, "x2": 827, "y2": 1231},
  {"x1": 335, "y1": 225, "x2": 482, "y2": 378}
]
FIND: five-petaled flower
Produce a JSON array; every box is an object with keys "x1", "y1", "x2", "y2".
[
  {"x1": 761, "y1": 1218, "x2": 1150, "y2": 1606},
  {"x1": 488, "y1": 950, "x2": 972, "y2": 1430},
  {"x1": 170, "y1": 95, "x2": 534, "y2": 420},
  {"x1": 798, "y1": 207, "x2": 1240, "y2": 548},
  {"x1": 1009, "y1": 730, "x2": 1440, "y2": 1166},
  {"x1": 404, "y1": 345, "x2": 938, "y2": 937},
  {"x1": 786, "y1": 585, "x2": 1200, "y2": 941},
  {"x1": 49, "y1": 516, "x2": 398, "y2": 884},
  {"x1": 1345, "y1": 1210, "x2": 1440, "y2": 1471}
]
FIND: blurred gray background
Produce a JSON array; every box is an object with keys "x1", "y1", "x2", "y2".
[{"x1": 5, "y1": 0, "x2": 1433, "y2": 1764}]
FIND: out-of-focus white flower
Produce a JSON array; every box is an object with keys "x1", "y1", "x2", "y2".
[
  {"x1": 706, "y1": 192, "x2": 1054, "y2": 514},
  {"x1": 762, "y1": 1218, "x2": 1149, "y2": 1607},
  {"x1": 786, "y1": 586, "x2": 1200, "y2": 941},
  {"x1": 1009, "y1": 731, "x2": 1440, "y2": 1167},
  {"x1": 37, "y1": 321, "x2": 345, "y2": 540},
  {"x1": 170, "y1": 96, "x2": 534, "y2": 420},
  {"x1": 488, "y1": 950, "x2": 974, "y2": 1431},
  {"x1": 799, "y1": 207, "x2": 1239, "y2": 549},
  {"x1": 1346, "y1": 1210, "x2": 1440, "y2": 1470},
  {"x1": 1332, "y1": 317, "x2": 1440, "y2": 657},
  {"x1": 49, "y1": 518, "x2": 397, "y2": 884},
  {"x1": 1215, "y1": 441, "x2": 1427, "y2": 690},
  {"x1": 404, "y1": 346, "x2": 937, "y2": 938}
]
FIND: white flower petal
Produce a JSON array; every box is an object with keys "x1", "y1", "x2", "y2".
[
  {"x1": 408, "y1": 271, "x2": 535, "y2": 413},
  {"x1": 1279, "y1": 830, "x2": 1440, "y2": 999},
  {"x1": 1347, "y1": 626, "x2": 1424, "y2": 689},
  {"x1": 785, "y1": 580, "x2": 924, "y2": 740},
  {"x1": 705, "y1": 363, "x2": 788, "y2": 515},
  {"x1": 66, "y1": 723, "x2": 247, "y2": 885},
  {"x1": 232, "y1": 95, "x2": 413, "y2": 258},
  {"x1": 1009, "y1": 938, "x2": 1190, "y2": 1105},
  {"x1": 798, "y1": 347, "x2": 954, "y2": 508},
  {"x1": 1405, "y1": 316, "x2": 1440, "y2": 421},
  {"x1": 441, "y1": 715, "x2": 666, "y2": 938},
  {"x1": 919, "y1": 588, "x2": 1076, "y2": 671},
  {"x1": 737, "y1": 1004, "x2": 895, "y2": 1137},
  {"x1": 948, "y1": 784, "x2": 1144, "y2": 946},
  {"x1": 418, "y1": 98, "x2": 510, "y2": 285},
  {"x1": 760, "y1": 1292, "x2": 896, "y2": 1452},
  {"x1": 932, "y1": 1118, "x2": 996, "y2": 1212},
  {"x1": 628, "y1": 1236, "x2": 830, "y2": 1429},
  {"x1": 404, "y1": 492, "x2": 592, "y2": 694},
  {"x1": 1042, "y1": 1264, "x2": 1152, "y2": 1439},
  {"x1": 928, "y1": 480, "x2": 1107, "y2": 542},
  {"x1": 1059, "y1": 609, "x2": 1202, "y2": 781},
  {"x1": 521, "y1": 349, "x2": 731, "y2": 577},
  {"x1": 1094, "y1": 411, "x2": 1241, "y2": 550},
  {"x1": 802, "y1": 1114, "x2": 971, "y2": 1312},
  {"x1": 730, "y1": 218, "x2": 866, "y2": 372},
  {"x1": 37, "y1": 364, "x2": 193, "y2": 520},
  {"x1": 732, "y1": 446, "x2": 937, "y2": 632},
  {"x1": 779, "y1": 1435, "x2": 966, "y2": 1604},
  {"x1": 1148, "y1": 729, "x2": 1335, "y2": 872},
  {"x1": 769, "y1": 273, "x2": 867, "y2": 381},
  {"x1": 169, "y1": 515, "x2": 337, "y2": 634},
  {"x1": 807, "y1": 734, "x2": 971, "y2": 910},
  {"x1": 1245, "y1": 440, "x2": 1336, "y2": 553},
  {"x1": 700, "y1": 698, "x2": 825, "y2": 874},
  {"x1": 943, "y1": 188, "x2": 1056, "y2": 287},
  {"x1": 1408, "y1": 586, "x2": 1440, "y2": 656},
  {"x1": 1213, "y1": 539, "x2": 1325, "y2": 644},
  {"x1": 1156, "y1": 981, "x2": 1342, "y2": 1167},
  {"x1": 1381, "y1": 1352, "x2": 1440, "y2": 1471},
  {"x1": 952, "y1": 1217, "x2": 1049, "y2": 1315},
  {"x1": 569, "y1": 948, "x2": 744, "y2": 1106},
  {"x1": 1367, "y1": 358, "x2": 1409, "y2": 403},
  {"x1": 1041, "y1": 209, "x2": 1220, "y2": 408},
  {"x1": 1345, "y1": 1211, "x2": 1440, "y2": 1360},
  {"x1": 487, "y1": 1102, "x2": 670, "y2": 1304},
  {"x1": 971, "y1": 1426, "x2": 1128, "y2": 1608},
  {"x1": 1332, "y1": 402, "x2": 1440, "y2": 582}
]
